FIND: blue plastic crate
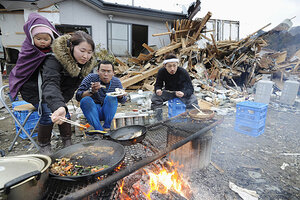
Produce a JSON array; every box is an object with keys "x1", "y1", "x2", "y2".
[
  {"x1": 234, "y1": 120, "x2": 265, "y2": 137},
  {"x1": 168, "y1": 98, "x2": 186, "y2": 118},
  {"x1": 236, "y1": 101, "x2": 268, "y2": 122},
  {"x1": 235, "y1": 116, "x2": 266, "y2": 128},
  {"x1": 12, "y1": 101, "x2": 39, "y2": 139}
]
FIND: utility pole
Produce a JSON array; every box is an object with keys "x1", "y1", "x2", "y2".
[{"x1": 132, "y1": 0, "x2": 134, "y2": 6}]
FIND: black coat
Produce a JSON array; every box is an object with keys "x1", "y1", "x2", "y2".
[{"x1": 20, "y1": 34, "x2": 97, "y2": 112}]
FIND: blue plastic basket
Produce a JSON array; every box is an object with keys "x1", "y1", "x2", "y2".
[
  {"x1": 234, "y1": 121, "x2": 265, "y2": 137},
  {"x1": 168, "y1": 98, "x2": 186, "y2": 118},
  {"x1": 235, "y1": 101, "x2": 268, "y2": 137},
  {"x1": 236, "y1": 101, "x2": 268, "y2": 121},
  {"x1": 12, "y1": 101, "x2": 39, "y2": 139}
]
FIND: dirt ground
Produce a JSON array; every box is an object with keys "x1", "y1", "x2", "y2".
[
  {"x1": 188, "y1": 102, "x2": 300, "y2": 200},
  {"x1": 0, "y1": 77, "x2": 299, "y2": 199}
]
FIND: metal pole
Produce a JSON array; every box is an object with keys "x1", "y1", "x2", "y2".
[{"x1": 62, "y1": 117, "x2": 223, "y2": 200}]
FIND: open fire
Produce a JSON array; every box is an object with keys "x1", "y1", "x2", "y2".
[{"x1": 118, "y1": 160, "x2": 193, "y2": 200}]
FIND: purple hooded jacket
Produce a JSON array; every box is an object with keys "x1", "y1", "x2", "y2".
[{"x1": 9, "y1": 13, "x2": 59, "y2": 99}]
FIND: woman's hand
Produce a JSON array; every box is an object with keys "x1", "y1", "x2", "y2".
[
  {"x1": 51, "y1": 107, "x2": 67, "y2": 125},
  {"x1": 156, "y1": 89, "x2": 162, "y2": 96},
  {"x1": 175, "y1": 91, "x2": 184, "y2": 98}
]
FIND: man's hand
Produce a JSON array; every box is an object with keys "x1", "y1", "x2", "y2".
[
  {"x1": 90, "y1": 82, "x2": 101, "y2": 93},
  {"x1": 175, "y1": 91, "x2": 184, "y2": 98},
  {"x1": 51, "y1": 106, "x2": 67, "y2": 125},
  {"x1": 156, "y1": 89, "x2": 162, "y2": 96}
]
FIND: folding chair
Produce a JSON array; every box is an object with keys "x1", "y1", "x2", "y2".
[{"x1": 0, "y1": 85, "x2": 40, "y2": 151}]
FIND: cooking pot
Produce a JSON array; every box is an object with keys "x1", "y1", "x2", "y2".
[
  {"x1": 0, "y1": 154, "x2": 51, "y2": 200},
  {"x1": 86, "y1": 125, "x2": 147, "y2": 146}
]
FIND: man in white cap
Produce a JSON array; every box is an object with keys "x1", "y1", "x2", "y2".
[{"x1": 151, "y1": 53, "x2": 198, "y2": 111}]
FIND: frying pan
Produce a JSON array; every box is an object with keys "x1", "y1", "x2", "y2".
[
  {"x1": 86, "y1": 125, "x2": 147, "y2": 146},
  {"x1": 49, "y1": 140, "x2": 125, "y2": 181}
]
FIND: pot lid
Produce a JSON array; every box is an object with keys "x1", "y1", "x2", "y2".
[
  {"x1": 16, "y1": 154, "x2": 51, "y2": 173},
  {"x1": 0, "y1": 157, "x2": 44, "y2": 189}
]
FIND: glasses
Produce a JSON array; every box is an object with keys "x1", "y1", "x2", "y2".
[{"x1": 100, "y1": 69, "x2": 113, "y2": 74}]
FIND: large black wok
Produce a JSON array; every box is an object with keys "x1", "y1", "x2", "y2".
[
  {"x1": 86, "y1": 125, "x2": 147, "y2": 146},
  {"x1": 50, "y1": 140, "x2": 125, "y2": 181}
]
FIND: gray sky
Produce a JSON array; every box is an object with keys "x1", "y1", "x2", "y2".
[{"x1": 104, "y1": 0, "x2": 300, "y2": 38}]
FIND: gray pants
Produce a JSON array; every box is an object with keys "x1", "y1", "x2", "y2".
[{"x1": 151, "y1": 91, "x2": 198, "y2": 110}]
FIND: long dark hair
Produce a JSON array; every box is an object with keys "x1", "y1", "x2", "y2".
[{"x1": 69, "y1": 31, "x2": 95, "y2": 51}]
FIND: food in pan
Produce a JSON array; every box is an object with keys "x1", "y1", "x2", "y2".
[{"x1": 50, "y1": 158, "x2": 109, "y2": 176}]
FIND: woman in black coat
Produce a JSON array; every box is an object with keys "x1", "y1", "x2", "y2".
[{"x1": 36, "y1": 31, "x2": 96, "y2": 154}]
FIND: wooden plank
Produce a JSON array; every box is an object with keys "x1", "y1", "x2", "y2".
[
  {"x1": 121, "y1": 64, "x2": 163, "y2": 88},
  {"x1": 119, "y1": 74, "x2": 131, "y2": 82},
  {"x1": 210, "y1": 34, "x2": 219, "y2": 55},
  {"x1": 127, "y1": 71, "x2": 142, "y2": 75},
  {"x1": 143, "y1": 83, "x2": 154, "y2": 91},
  {"x1": 179, "y1": 44, "x2": 198, "y2": 55},
  {"x1": 142, "y1": 43, "x2": 155, "y2": 52},
  {"x1": 155, "y1": 43, "x2": 182, "y2": 56},
  {"x1": 200, "y1": 33, "x2": 211, "y2": 41},
  {"x1": 115, "y1": 57, "x2": 127, "y2": 66},
  {"x1": 152, "y1": 28, "x2": 195, "y2": 37},
  {"x1": 293, "y1": 61, "x2": 300, "y2": 72},
  {"x1": 165, "y1": 21, "x2": 171, "y2": 32},
  {"x1": 181, "y1": 37, "x2": 186, "y2": 49},
  {"x1": 140, "y1": 63, "x2": 152, "y2": 72},
  {"x1": 127, "y1": 85, "x2": 142, "y2": 90},
  {"x1": 237, "y1": 23, "x2": 271, "y2": 45},
  {"x1": 192, "y1": 11, "x2": 212, "y2": 42},
  {"x1": 128, "y1": 57, "x2": 141, "y2": 64},
  {"x1": 203, "y1": 53, "x2": 216, "y2": 64},
  {"x1": 137, "y1": 53, "x2": 152, "y2": 61}
]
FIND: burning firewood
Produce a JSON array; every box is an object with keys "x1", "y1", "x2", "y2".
[{"x1": 118, "y1": 159, "x2": 194, "y2": 200}]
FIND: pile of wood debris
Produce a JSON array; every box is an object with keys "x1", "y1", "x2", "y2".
[{"x1": 112, "y1": 12, "x2": 298, "y2": 106}]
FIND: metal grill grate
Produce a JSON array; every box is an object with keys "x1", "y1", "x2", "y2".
[
  {"x1": 44, "y1": 114, "x2": 221, "y2": 199},
  {"x1": 44, "y1": 168, "x2": 120, "y2": 200}
]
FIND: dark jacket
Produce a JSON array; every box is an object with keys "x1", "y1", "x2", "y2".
[
  {"x1": 9, "y1": 13, "x2": 59, "y2": 99},
  {"x1": 76, "y1": 74, "x2": 127, "y2": 105},
  {"x1": 22, "y1": 34, "x2": 97, "y2": 112},
  {"x1": 154, "y1": 67, "x2": 194, "y2": 97}
]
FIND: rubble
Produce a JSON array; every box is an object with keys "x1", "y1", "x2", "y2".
[{"x1": 102, "y1": 12, "x2": 300, "y2": 111}]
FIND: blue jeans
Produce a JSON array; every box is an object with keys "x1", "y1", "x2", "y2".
[
  {"x1": 80, "y1": 96, "x2": 118, "y2": 131},
  {"x1": 35, "y1": 103, "x2": 70, "y2": 125}
]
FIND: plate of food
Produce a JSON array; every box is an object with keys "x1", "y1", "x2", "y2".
[{"x1": 106, "y1": 88, "x2": 127, "y2": 97}]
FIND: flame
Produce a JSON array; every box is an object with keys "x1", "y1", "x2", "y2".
[
  {"x1": 119, "y1": 180, "x2": 131, "y2": 200},
  {"x1": 144, "y1": 161, "x2": 188, "y2": 199},
  {"x1": 119, "y1": 160, "x2": 190, "y2": 200}
]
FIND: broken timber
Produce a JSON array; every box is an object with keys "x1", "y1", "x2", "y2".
[{"x1": 121, "y1": 64, "x2": 162, "y2": 88}]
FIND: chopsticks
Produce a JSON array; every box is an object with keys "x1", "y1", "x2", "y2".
[
  {"x1": 192, "y1": 103, "x2": 204, "y2": 114},
  {"x1": 58, "y1": 117, "x2": 89, "y2": 130}
]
